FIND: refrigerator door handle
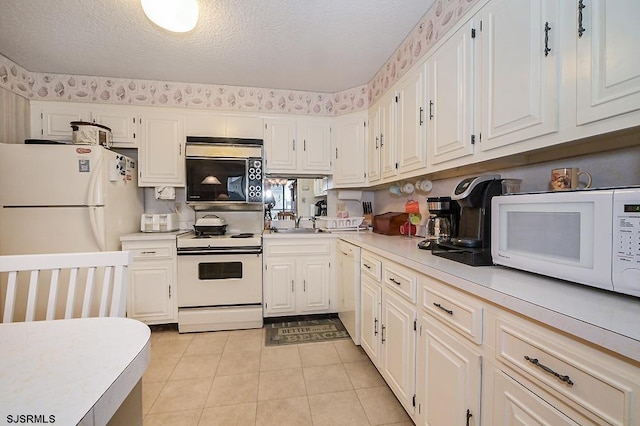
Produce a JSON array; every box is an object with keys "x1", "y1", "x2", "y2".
[
  {"x1": 87, "y1": 153, "x2": 104, "y2": 207},
  {"x1": 89, "y1": 206, "x2": 107, "y2": 251}
]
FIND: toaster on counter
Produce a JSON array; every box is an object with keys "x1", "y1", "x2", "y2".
[{"x1": 141, "y1": 213, "x2": 179, "y2": 232}]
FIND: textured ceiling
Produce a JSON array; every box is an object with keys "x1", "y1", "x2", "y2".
[{"x1": 0, "y1": 0, "x2": 434, "y2": 93}]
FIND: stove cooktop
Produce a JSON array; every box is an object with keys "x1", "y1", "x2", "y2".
[{"x1": 177, "y1": 231, "x2": 262, "y2": 249}]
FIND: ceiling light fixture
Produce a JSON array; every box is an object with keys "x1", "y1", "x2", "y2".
[{"x1": 141, "y1": 0, "x2": 199, "y2": 33}]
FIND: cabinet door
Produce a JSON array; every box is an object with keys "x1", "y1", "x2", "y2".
[
  {"x1": 92, "y1": 107, "x2": 138, "y2": 147},
  {"x1": 360, "y1": 276, "x2": 382, "y2": 367},
  {"x1": 139, "y1": 112, "x2": 185, "y2": 186},
  {"x1": 185, "y1": 112, "x2": 226, "y2": 136},
  {"x1": 33, "y1": 103, "x2": 89, "y2": 140},
  {"x1": 264, "y1": 258, "x2": 296, "y2": 316},
  {"x1": 416, "y1": 314, "x2": 481, "y2": 426},
  {"x1": 264, "y1": 118, "x2": 297, "y2": 173},
  {"x1": 332, "y1": 112, "x2": 367, "y2": 187},
  {"x1": 380, "y1": 93, "x2": 398, "y2": 179},
  {"x1": 381, "y1": 290, "x2": 416, "y2": 415},
  {"x1": 427, "y1": 20, "x2": 476, "y2": 165},
  {"x1": 127, "y1": 261, "x2": 175, "y2": 323},
  {"x1": 297, "y1": 258, "x2": 330, "y2": 313},
  {"x1": 397, "y1": 67, "x2": 427, "y2": 175},
  {"x1": 298, "y1": 119, "x2": 332, "y2": 173},
  {"x1": 367, "y1": 108, "x2": 382, "y2": 184},
  {"x1": 577, "y1": 0, "x2": 640, "y2": 124},
  {"x1": 479, "y1": 0, "x2": 559, "y2": 151}
]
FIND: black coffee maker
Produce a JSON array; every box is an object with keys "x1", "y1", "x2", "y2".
[
  {"x1": 432, "y1": 175, "x2": 503, "y2": 266},
  {"x1": 314, "y1": 199, "x2": 327, "y2": 216}
]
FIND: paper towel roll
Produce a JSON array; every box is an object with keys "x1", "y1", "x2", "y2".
[{"x1": 337, "y1": 190, "x2": 363, "y2": 200}]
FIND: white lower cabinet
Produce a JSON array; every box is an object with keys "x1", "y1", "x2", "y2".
[
  {"x1": 121, "y1": 237, "x2": 177, "y2": 324},
  {"x1": 263, "y1": 238, "x2": 333, "y2": 317},
  {"x1": 359, "y1": 251, "x2": 417, "y2": 418},
  {"x1": 416, "y1": 313, "x2": 481, "y2": 426}
]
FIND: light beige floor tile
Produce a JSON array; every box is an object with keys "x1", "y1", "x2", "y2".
[
  {"x1": 184, "y1": 332, "x2": 228, "y2": 356},
  {"x1": 198, "y1": 403, "x2": 257, "y2": 426},
  {"x1": 344, "y1": 360, "x2": 386, "y2": 389},
  {"x1": 303, "y1": 363, "x2": 353, "y2": 395},
  {"x1": 216, "y1": 350, "x2": 261, "y2": 376},
  {"x1": 227, "y1": 328, "x2": 263, "y2": 338},
  {"x1": 356, "y1": 386, "x2": 411, "y2": 425},
  {"x1": 143, "y1": 356, "x2": 180, "y2": 383},
  {"x1": 298, "y1": 341, "x2": 341, "y2": 367},
  {"x1": 142, "y1": 381, "x2": 165, "y2": 415},
  {"x1": 334, "y1": 339, "x2": 370, "y2": 363},
  {"x1": 258, "y1": 368, "x2": 307, "y2": 401},
  {"x1": 379, "y1": 422, "x2": 415, "y2": 426},
  {"x1": 255, "y1": 396, "x2": 312, "y2": 426},
  {"x1": 143, "y1": 409, "x2": 202, "y2": 426},
  {"x1": 260, "y1": 345, "x2": 301, "y2": 371},
  {"x1": 225, "y1": 333, "x2": 263, "y2": 353},
  {"x1": 152, "y1": 330, "x2": 195, "y2": 344},
  {"x1": 151, "y1": 339, "x2": 191, "y2": 359},
  {"x1": 308, "y1": 390, "x2": 370, "y2": 426},
  {"x1": 170, "y1": 354, "x2": 221, "y2": 380},
  {"x1": 149, "y1": 378, "x2": 213, "y2": 414},
  {"x1": 206, "y1": 373, "x2": 259, "y2": 407}
]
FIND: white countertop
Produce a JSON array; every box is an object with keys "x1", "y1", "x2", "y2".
[
  {"x1": 120, "y1": 230, "x2": 190, "y2": 241},
  {"x1": 0, "y1": 317, "x2": 151, "y2": 425},
  {"x1": 339, "y1": 232, "x2": 640, "y2": 364},
  {"x1": 262, "y1": 230, "x2": 339, "y2": 239}
]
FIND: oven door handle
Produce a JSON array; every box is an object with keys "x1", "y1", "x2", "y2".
[{"x1": 177, "y1": 248, "x2": 263, "y2": 256}]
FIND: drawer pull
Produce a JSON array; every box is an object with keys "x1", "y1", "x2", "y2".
[
  {"x1": 141, "y1": 251, "x2": 157, "y2": 255},
  {"x1": 363, "y1": 263, "x2": 372, "y2": 269},
  {"x1": 389, "y1": 277, "x2": 401, "y2": 285},
  {"x1": 524, "y1": 356, "x2": 574, "y2": 386},
  {"x1": 433, "y1": 302, "x2": 453, "y2": 315}
]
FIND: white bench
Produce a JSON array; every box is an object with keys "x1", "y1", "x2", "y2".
[{"x1": 0, "y1": 251, "x2": 132, "y2": 323}]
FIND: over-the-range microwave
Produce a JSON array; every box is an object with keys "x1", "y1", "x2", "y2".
[{"x1": 491, "y1": 187, "x2": 640, "y2": 297}]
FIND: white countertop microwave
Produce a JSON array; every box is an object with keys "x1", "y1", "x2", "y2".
[{"x1": 491, "y1": 187, "x2": 640, "y2": 297}]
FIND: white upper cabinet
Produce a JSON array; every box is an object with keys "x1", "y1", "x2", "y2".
[
  {"x1": 427, "y1": 19, "x2": 476, "y2": 166},
  {"x1": 30, "y1": 101, "x2": 139, "y2": 148},
  {"x1": 332, "y1": 111, "x2": 367, "y2": 187},
  {"x1": 185, "y1": 112, "x2": 263, "y2": 139},
  {"x1": 478, "y1": 0, "x2": 559, "y2": 151},
  {"x1": 264, "y1": 117, "x2": 331, "y2": 175},
  {"x1": 576, "y1": 0, "x2": 640, "y2": 125},
  {"x1": 379, "y1": 92, "x2": 398, "y2": 180},
  {"x1": 138, "y1": 111, "x2": 185, "y2": 187},
  {"x1": 367, "y1": 107, "x2": 382, "y2": 184},
  {"x1": 396, "y1": 67, "x2": 427, "y2": 175}
]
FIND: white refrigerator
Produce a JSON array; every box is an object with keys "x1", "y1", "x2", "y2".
[{"x1": 0, "y1": 143, "x2": 144, "y2": 255}]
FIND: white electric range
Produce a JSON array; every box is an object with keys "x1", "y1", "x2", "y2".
[{"x1": 176, "y1": 212, "x2": 264, "y2": 333}]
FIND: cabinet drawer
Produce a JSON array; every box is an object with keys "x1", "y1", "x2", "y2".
[
  {"x1": 495, "y1": 318, "x2": 636, "y2": 425},
  {"x1": 361, "y1": 252, "x2": 382, "y2": 282},
  {"x1": 421, "y1": 278, "x2": 483, "y2": 345},
  {"x1": 383, "y1": 261, "x2": 416, "y2": 303},
  {"x1": 265, "y1": 240, "x2": 331, "y2": 256},
  {"x1": 122, "y1": 241, "x2": 175, "y2": 260}
]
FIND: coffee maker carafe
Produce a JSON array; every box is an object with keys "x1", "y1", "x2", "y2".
[
  {"x1": 418, "y1": 196, "x2": 460, "y2": 250},
  {"x1": 432, "y1": 175, "x2": 503, "y2": 266},
  {"x1": 314, "y1": 199, "x2": 327, "y2": 216}
]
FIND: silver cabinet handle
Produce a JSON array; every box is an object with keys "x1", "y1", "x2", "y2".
[
  {"x1": 291, "y1": 280, "x2": 294, "y2": 292},
  {"x1": 433, "y1": 302, "x2": 453, "y2": 315},
  {"x1": 524, "y1": 356, "x2": 574, "y2": 386},
  {"x1": 381, "y1": 324, "x2": 386, "y2": 343}
]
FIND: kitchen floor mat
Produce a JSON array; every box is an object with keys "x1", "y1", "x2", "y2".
[{"x1": 264, "y1": 317, "x2": 351, "y2": 346}]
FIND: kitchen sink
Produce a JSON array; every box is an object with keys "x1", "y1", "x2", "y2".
[{"x1": 272, "y1": 228, "x2": 320, "y2": 234}]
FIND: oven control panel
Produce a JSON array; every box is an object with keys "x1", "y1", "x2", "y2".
[{"x1": 247, "y1": 158, "x2": 263, "y2": 203}]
